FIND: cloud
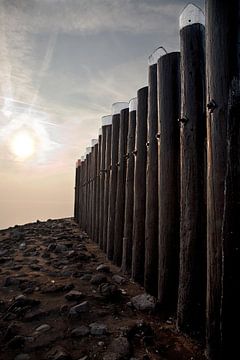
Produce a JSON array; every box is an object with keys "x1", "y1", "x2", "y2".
[{"x1": 1, "y1": 0, "x2": 204, "y2": 35}]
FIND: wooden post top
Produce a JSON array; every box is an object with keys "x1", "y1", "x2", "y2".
[
  {"x1": 179, "y1": 3, "x2": 205, "y2": 29},
  {"x1": 112, "y1": 102, "x2": 129, "y2": 115}
]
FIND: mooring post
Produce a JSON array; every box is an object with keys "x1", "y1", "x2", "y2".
[
  {"x1": 102, "y1": 116, "x2": 112, "y2": 253},
  {"x1": 99, "y1": 118, "x2": 111, "y2": 249},
  {"x1": 79, "y1": 155, "x2": 85, "y2": 229},
  {"x1": 206, "y1": 1, "x2": 240, "y2": 358},
  {"x1": 74, "y1": 160, "x2": 79, "y2": 222},
  {"x1": 157, "y1": 51, "x2": 181, "y2": 315},
  {"x1": 113, "y1": 106, "x2": 129, "y2": 266},
  {"x1": 77, "y1": 159, "x2": 82, "y2": 224},
  {"x1": 107, "y1": 102, "x2": 128, "y2": 260},
  {"x1": 86, "y1": 147, "x2": 92, "y2": 234},
  {"x1": 95, "y1": 129, "x2": 102, "y2": 243},
  {"x1": 122, "y1": 97, "x2": 137, "y2": 274},
  {"x1": 177, "y1": 4, "x2": 206, "y2": 337},
  {"x1": 91, "y1": 140, "x2": 98, "y2": 242},
  {"x1": 90, "y1": 139, "x2": 98, "y2": 240},
  {"x1": 145, "y1": 48, "x2": 165, "y2": 296},
  {"x1": 132, "y1": 86, "x2": 148, "y2": 285}
]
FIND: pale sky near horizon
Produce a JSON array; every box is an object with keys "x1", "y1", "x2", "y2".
[{"x1": 0, "y1": 0, "x2": 204, "y2": 229}]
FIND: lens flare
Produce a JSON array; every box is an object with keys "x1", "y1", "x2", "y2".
[{"x1": 10, "y1": 131, "x2": 35, "y2": 160}]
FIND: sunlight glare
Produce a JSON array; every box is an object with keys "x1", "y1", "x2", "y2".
[{"x1": 10, "y1": 131, "x2": 35, "y2": 160}]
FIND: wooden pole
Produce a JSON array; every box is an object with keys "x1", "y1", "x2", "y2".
[
  {"x1": 107, "y1": 102, "x2": 128, "y2": 260},
  {"x1": 92, "y1": 141, "x2": 99, "y2": 242},
  {"x1": 113, "y1": 107, "x2": 129, "y2": 266},
  {"x1": 99, "y1": 121, "x2": 110, "y2": 249},
  {"x1": 90, "y1": 139, "x2": 98, "y2": 240},
  {"x1": 132, "y1": 86, "x2": 148, "y2": 285},
  {"x1": 122, "y1": 98, "x2": 137, "y2": 274},
  {"x1": 158, "y1": 51, "x2": 181, "y2": 314},
  {"x1": 103, "y1": 118, "x2": 112, "y2": 253},
  {"x1": 74, "y1": 160, "x2": 79, "y2": 222},
  {"x1": 77, "y1": 159, "x2": 82, "y2": 224},
  {"x1": 145, "y1": 48, "x2": 164, "y2": 296},
  {"x1": 95, "y1": 130, "x2": 102, "y2": 243},
  {"x1": 79, "y1": 156, "x2": 85, "y2": 229},
  {"x1": 86, "y1": 147, "x2": 91, "y2": 233},
  {"x1": 177, "y1": 4, "x2": 206, "y2": 337},
  {"x1": 206, "y1": 0, "x2": 240, "y2": 358}
]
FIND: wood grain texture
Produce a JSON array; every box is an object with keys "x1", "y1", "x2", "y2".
[
  {"x1": 158, "y1": 52, "x2": 180, "y2": 315},
  {"x1": 144, "y1": 64, "x2": 159, "y2": 296},
  {"x1": 99, "y1": 126, "x2": 107, "y2": 248},
  {"x1": 122, "y1": 109, "x2": 136, "y2": 274},
  {"x1": 206, "y1": 1, "x2": 240, "y2": 358},
  {"x1": 177, "y1": 23, "x2": 206, "y2": 337},
  {"x1": 94, "y1": 135, "x2": 102, "y2": 242},
  {"x1": 132, "y1": 86, "x2": 148, "y2": 284},
  {"x1": 107, "y1": 114, "x2": 120, "y2": 260},
  {"x1": 103, "y1": 125, "x2": 112, "y2": 253},
  {"x1": 113, "y1": 108, "x2": 129, "y2": 266}
]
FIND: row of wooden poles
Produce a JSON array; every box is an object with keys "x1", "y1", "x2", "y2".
[{"x1": 74, "y1": 2, "x2": 240, "y2": 359}]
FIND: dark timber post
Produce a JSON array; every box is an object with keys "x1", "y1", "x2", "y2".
[
  {"x1": 107, "y1": 102, "x2": 128, "y2": 260},
  {"x1": 77, "y1": 159, "x2": 82, "y2": 224},
  {"x1": 158, "y1": 51, "x2": 180, "y2": 315},
  {"x1": 102, "y1": 116, "x2": 112, "y2": 253},
  {"x1": 122, "y1": 98, "x2": 137, "y2": 274},
  {"x1": 132, "y1": 86, "x2": 148, "y2": 285},
  {"x1": 95, "y1": 129, "x2": 102, "y2": 243},
  {"x1": 86, "y1": 147, "x2": 91, "y2": 233},
  {"x1": 145, "y1": 48, "x2": 164, "y2": 296},
  {"x1": 99, "y1": 122, "x2": 108, "y2": 248},
  {"x1": 79, "y1": 156, "x2": 85, "y2": 229},
  {"x1": 74, "y1": 160, "x2": 80, "y2": 222},
  {"x1": 113, "y1": 106, "x2": 129, "y2": 266},
  {"x1": 206, "y1": 1, "x2": 240, "y2": 358},
  {"x1": 177, "y1": 4, "x2": 206, "y2": 337},
  {"x1": 91, "y1": 139, "x2": 98, "y2": 240},
  {"x1": 92, "y1": 140, "x2": 98, "y2": 242}
]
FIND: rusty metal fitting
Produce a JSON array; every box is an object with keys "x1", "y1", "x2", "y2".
[{"x1": 207, "y1": 99, "x2": 217, "y2": 113}]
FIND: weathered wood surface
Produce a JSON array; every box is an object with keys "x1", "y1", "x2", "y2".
[
  {"x1": 74, "y1": 163, "x2": 79, "y2": 221},
  {"x1": 91, "y1": 144, "x2": 98, "y2": 242},
  {"x1": 122, "y1": 108, "x2": 136, "y2": 274},
  {"x1": 177, "y1": 22, "x2": 206, "y2": 337},
  {"x1": 158, "y1": 52, "x2": 181, "y2": 315},
  {"x1": 206, "y1": 0, "x2": 240, "y2": 358},
  {"x1": 113, "y1": 108, "x2": 129, "y2": 266},
  {"x1": 206, "y1": 1, "x2": 240, "y2": 358},
  {"x1": 144, "y1": 63, "x2": 159, "y2": 296},
  {"x1": 99, "y1": 126, "x2": 107, "y2": 248},
  {"x1": 107, "y1": 114, "x2": 120, "y2": 260},
  {"x1": 103, "y1": 125, "x2": 112, "y2": 253},
  {"x1": 132, "y1": 86, "x2": 148, "y2": 284},
  {"x1": 94, "y1": 134, "x2": 102, "y2": 242}
]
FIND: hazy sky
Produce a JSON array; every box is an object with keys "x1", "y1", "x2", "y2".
[{"x1": 0, "y1": 0, "x2": 204, "y2": 229}]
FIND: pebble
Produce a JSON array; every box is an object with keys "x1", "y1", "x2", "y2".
[
  {"x1": 55, "y1": 244, "x2": 68, "y2": 253},
  {"x1": 131, "y1": 293, "x2": 156, "y2": 311},
  {"x1": 80, "y1": 274, "x2": 92, "y2": 281},
  {"x1": 96, "y1": 264, "x2": 110, "y2": 273},
  {"x1": 35, "y1": 324, "x2": 51, "y2": 334},
  {"x1": 90, "y1": 274, "x2": 107, "y2": 285},
  {"x1": 71, "y1": 325, "x2": 90, "y2": 337},
  {"x1": 69, "y1": 301, "x2": 89, "y2": 317},
  {"x1": 89, "y1": 323, "x2": 108, "y2": 336},
  {"x1": 65, "y1": 290, "x2": 84, "y2": 301},
  {"x1": 112, "y1": 274, "x2": 126, "y2": 284}
]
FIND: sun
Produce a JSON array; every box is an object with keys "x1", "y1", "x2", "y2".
[{"x1": 10, "y1": 131, "x2": 36, "y2": 160}]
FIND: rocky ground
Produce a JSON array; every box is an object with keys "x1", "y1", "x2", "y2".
[{"x1": 0, "y1": 218, "x2": 206, "y2": 360}]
